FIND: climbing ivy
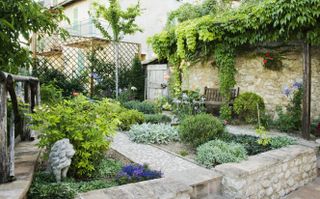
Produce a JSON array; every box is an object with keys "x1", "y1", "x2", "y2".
[
  {"x1": 214, "y1": 44, "x2": 236, "y2": 120},
  {"x1": 149, "y1": 0, "x2": 320, "y2": 96}
]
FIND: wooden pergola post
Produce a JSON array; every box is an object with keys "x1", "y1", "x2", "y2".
[
  {"x1": 0, "y1": 73, "x2": 9, "y2": 183},
  {"x1": 302, "y1": 42, "x2": 311, "y2": 139}
]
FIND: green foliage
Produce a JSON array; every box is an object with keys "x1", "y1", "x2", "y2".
[
  {"x1": 274, "y1": 87, "x2": 303, "y2": 132},
  {"x1": 128, "y1": 123, "x2": 179, "y2": 144},
  {"x1": 220, "y1": 133, "x2": 271, "y2": 155},
  {"x1": 256, "y1": 126, "x2": 271, "y2": 146},
  {"x1": 28, "y1": 181, "x2": 76, "y2": 199},
  {"x1": 40, "y1": 84, "x2": 63, "y2": 104},
  {"x1": 179, "y1": 150, "x2": 189, "y2": 157},
  {"x1": 196, "y1": 140, "x2": 247, "y2": 168},
  {"x1": 29, "y1": 96, "x2": 120, "y2": 177},
  {"x1": 234, "y1": 92, "x2": 265, "y2": 123},
  {"x1": 91, "y1": 0, "x2": 141, "y2": 41},
  {"x1": 172, "y1": 90, "x2": 206, "y2": 119},
  {"x1": 28, "y1": 169, "x2": 120, "y2": 199},
  {"x1": 179, "y1": 114, "x2": 224, "y2": 147},
  {"x1": 122, "y1": 100, "x2": 159, "y2": 114},
  {"x1": 118, "y1": 109, "x2": 144, "y2": 131},
  {"x1": 144, "y1": 114, "x2": 172, "y2": 124},
  {"x1": 0, "y1": 0, "x2": 67, "y2": 73},
  {"x1": 92, "y1": 159, "x2": 123, "y2": 179},
  {"x1": 167, "y1": 0, "x2": 218, "y2": 26},
  {"x1": 270, "y1": 136, "x2": 296, "y2": 149},
  {"x1": 220, "y1": 104, "x2": 232, "y2": 121},
  {"x1": 128, "y1": 56, "x2": 145, "y2": 101},
  {"x1": 33, "y1": 66, "x2": 88, "y2": 97}
]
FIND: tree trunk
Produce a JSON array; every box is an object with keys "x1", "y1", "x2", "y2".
[{"x1": 115, "y1": 41, "x2": 120, "y2": 98}]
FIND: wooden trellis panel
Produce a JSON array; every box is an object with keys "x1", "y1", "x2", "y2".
[{"x1": 33, "y1": 34, "x2": 141, "y2": 97}]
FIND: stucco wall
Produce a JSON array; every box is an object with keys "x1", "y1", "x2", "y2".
[{"x1": 182, "y1": 48, "x2": 320, "y2": 119}]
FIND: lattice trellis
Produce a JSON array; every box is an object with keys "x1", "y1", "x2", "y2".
[{"x1": 33, "y1": 34, "x2": 141, "y2": 98}]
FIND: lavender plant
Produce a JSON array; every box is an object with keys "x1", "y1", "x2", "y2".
[{"x1": 116, "y1": 164, "x2": 162, "y2": 185}]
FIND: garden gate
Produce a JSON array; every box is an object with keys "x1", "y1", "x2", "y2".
[{"x1": 146, "y1": 64, "x2": 169, "y2": 100}]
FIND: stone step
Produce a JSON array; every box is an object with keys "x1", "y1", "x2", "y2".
[{"x1": 201, "y1": 194, "x2": 228, "y2": 199}]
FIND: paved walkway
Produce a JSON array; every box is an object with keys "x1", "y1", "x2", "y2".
[
  {"x1": 0, "y1": 140, "x2": 40, "y2": 199},
  {"x1": 111, "y1": 132, "x2": 217, "y2": 178},
  {"x1": 285, "y1": 177, "x2": 320, "y2": 199}
]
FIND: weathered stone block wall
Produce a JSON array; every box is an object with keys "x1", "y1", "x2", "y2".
[
  {"x1": 182, "y1": 48, "x2": 320, "y2": 119},
  {"x1": 214, "y1": 145, "x2": 318, "y2": 199}
]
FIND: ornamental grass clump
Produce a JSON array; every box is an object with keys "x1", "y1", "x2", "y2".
[
  {"x1": 196, "y1": 140, "x2": 247, "y2": 168},
  {"x1": 116, "y1": 164, "x2": 162, "y2": 185},
  {"x1": 179, "y1": 113, "x2": 224, "y2": 147},
  {"x1": 128, "y1": 123, "x2": 179, "y2": 144}
]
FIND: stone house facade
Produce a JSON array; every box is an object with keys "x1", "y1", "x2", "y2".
[{"x1": 182, "y1": 46, "x2": 320, "y2": 120}]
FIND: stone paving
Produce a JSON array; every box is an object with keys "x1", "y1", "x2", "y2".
[
  {"x1": 285, "y1": 177, "x2": 320, "y2": 199},
  {"x1": 0, "y1": 140, "x2": 40, "y2": 199},
  {"x1": 112, "y1": 132, "x2": 208, "y2": 177}
]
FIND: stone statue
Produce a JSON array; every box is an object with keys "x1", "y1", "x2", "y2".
[{"x1": 48, "y1": 138, "x2": 75, "y2": 182}]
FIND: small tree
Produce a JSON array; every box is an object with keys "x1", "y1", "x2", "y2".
[
  {"x1": 91, "y1": 0, "x2": 142, "y2": 98},
  {"x1": 0, "y1": 0, "x2": 67, "y2": 73},
  {"x1": 129, "y1": 56, "x2": 145, "y2": 100}
]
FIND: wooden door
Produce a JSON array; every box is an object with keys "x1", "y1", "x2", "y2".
[{"x1": 146, "y1": 64, "x2": 169, "y2": 100}]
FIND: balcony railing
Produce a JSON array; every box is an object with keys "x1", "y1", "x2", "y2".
[{"x1": 63, "y1": 19, "x2": 110, "y2": 39}]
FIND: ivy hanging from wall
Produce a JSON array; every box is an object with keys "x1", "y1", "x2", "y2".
[{"x1": 214, "y1": 44, "x2": 236, "y2": 120}]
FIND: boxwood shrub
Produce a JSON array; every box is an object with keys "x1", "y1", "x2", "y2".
[
  {"x1": 179, "y1": 114, "x2": 224, "y2": 147},
  {"x1": 196, "y1": 140, "x2": 247, "y2": 168},
  {"x1": 118, "y1": 109, "x2": 144, "y2": 131}
]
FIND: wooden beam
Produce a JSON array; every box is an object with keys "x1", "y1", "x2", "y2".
[
  {"x1": 302, "y1": 42, "x2": 311, "y2": 139},
  {"x1": 0, "y1": 74, "x2": 9, "y2": 183}
]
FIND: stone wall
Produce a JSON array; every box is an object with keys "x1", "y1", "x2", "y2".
[
  {"x1": 214, "y1": 145, "x2": 318, "y2": 199},
  {"x1": 182, "y1": 48, "x2": 320, "y2": 119}
]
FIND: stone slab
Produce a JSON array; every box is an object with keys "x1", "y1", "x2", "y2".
[
  {"x1": 77, "y1": 178, "x2": 192, "y2": 199},
  {"x1": 0, "y1": 140, "x2": 40, "y2": 199}
]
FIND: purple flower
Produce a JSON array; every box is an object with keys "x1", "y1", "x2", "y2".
[
  {"x1": 283, "y1": 86, "x2": 291, "y2": 97},
  {"x1": 293, "y1": 81, "x2": 302, "y2": 89}
]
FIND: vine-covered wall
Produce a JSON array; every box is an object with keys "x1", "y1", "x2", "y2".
[{"x1": 182, "y1": 48, "x2": 320, "y2": 119}]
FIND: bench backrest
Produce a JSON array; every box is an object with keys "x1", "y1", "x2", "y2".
[{"x1": 204, "y1": 87, "x2": 240, "y2": 102}]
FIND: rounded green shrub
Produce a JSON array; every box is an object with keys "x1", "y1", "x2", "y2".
[
  {"x1": 178, "y1": 114, "x2": 224, "y2": 147},
  {"x1": 234, "y1": 92, "x2": 265, "y2": 123},
  {"x1": 118, "y1": 109, "x2": 144, "y2": 131},
  {"x1": 196, "y1": 140, "x2": 247, "y2": 168}
]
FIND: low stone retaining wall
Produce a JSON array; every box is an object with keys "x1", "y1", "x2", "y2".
[
  {"x1": 77, "y1": 178, "x2": 192, "y2": 199},
  {"x1": 215, "y1": 145, "x2": 318, "y2": 199}
]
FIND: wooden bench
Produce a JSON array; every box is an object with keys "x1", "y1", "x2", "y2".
[{"x1": 203, "y1": 87, "x2": 240, "y2": 107}]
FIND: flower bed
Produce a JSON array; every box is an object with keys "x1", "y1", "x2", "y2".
[{"x1": 28, "y1": 159, "x2": 162, "y2": 199}]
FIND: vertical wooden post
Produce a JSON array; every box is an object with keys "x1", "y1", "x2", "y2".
[
  {"x1": 36, "y1": 81, "x2": 41, "y2": 106},
  {"x1": 302, "y1": 42, "x2": 311, "y2": 139},
  {"x1": 0, "y1": 73, "x2": 9, "y2": 183},
  {"x1": 22, "y1": 81, "x2": 32, "y2": 141},
  {"x1": 9, "y1": 111, "x2": 15, "y2": 178}
]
